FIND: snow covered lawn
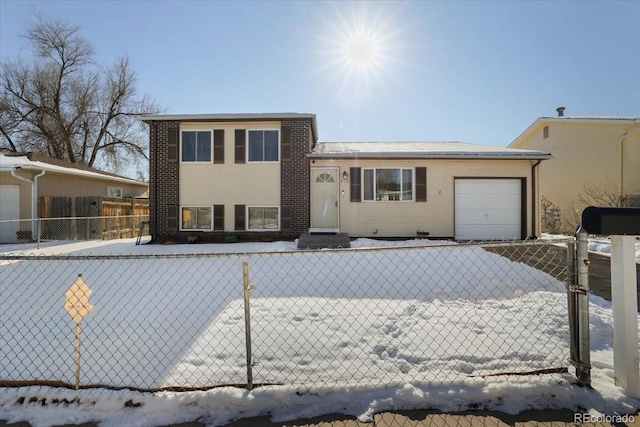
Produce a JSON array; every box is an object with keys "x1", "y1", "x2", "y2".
[{"x1": 1, "y1": 237, "x2": 639, "y2": 426}]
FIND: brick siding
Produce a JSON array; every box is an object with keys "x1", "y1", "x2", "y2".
[
  {"x1": 281, "y1": 119, "x2": 312, "y2": 236},
  {"x1": 148, "y1": 121, "x2": 179, "y2": 242}
]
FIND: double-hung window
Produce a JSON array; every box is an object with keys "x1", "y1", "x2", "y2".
[
  {"x1": 247, "y1": 206, "x2": 279, "y2": 231},
  {"x1": 248, "y1": 130, "x2": 279, "y2": 162},
  {"x1": 182, "y1": 131, "x2": 212, "y2": 162},
  {"x1": 181, "y1": 207, "x2": 212, "y2": 231},
  {"x1": 363, "y1": 168, "x2": 413, "y2": 201}
]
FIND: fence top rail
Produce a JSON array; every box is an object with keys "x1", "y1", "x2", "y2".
[{"x1": 0, "y1": 238, "x2": 573, "y2": 261}]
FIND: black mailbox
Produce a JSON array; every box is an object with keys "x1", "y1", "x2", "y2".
[{"x1": 581, "y1": 206, "x2": 640, "y2": 235}]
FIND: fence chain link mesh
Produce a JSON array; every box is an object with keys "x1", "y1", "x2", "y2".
[{"x1": 1, "y1": 239, "x2": 571, "y2": 394}]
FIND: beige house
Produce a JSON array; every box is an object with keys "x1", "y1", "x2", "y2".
[
  {"x1": 0, "y1": 152, "x2": 148, "y2": 243},
  {"x1": 308, "y1": 142, "x2": 550, "y2": 240},
  {"x1": 509, "y1": 108, "x2": 640, "y2": 231}
]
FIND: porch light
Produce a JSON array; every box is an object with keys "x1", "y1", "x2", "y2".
[{"x1": 342, "y1": 171, "x2": 348, "y2": 181}]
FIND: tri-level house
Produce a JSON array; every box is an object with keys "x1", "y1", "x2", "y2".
[{"x1": 142, "y1": 113, "x2": 551, "y2": 244}]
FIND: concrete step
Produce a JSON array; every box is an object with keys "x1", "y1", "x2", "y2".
[{"x1": 297, "y1": 232, "x2": 351, "y2": 249}]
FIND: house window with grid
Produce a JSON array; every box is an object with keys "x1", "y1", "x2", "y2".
[
  {"x1": 247, "y1": 206, "x2": 279, "y2": 230},
  {"x1": 182, "y1": 131, "x2": 212, "y2": 162},
  {"x1": 363, "y1": 168, "x2": 413, "y2": 201},
  {"x1": 248, "y1": 130, "x2": 279, "y2": 162},
  {"x1": 181, "y1": 207, "x2": 212, "y2": 231}
]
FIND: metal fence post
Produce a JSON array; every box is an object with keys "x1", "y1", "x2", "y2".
[
  {"x1": 575, "y1": 227, "x2": 591, "y2": 386},
  {"x1": 243, "y1": 261, "x2": 256, "y2": 390},
  {"x1": 566, "y1": 237, "x2": 577, "y2": 366}
]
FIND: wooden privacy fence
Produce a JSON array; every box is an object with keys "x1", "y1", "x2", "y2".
[{"x1": 39, "y1": 196, "x2": 149, "y2": 241}]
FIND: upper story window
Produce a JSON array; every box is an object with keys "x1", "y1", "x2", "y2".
[
  {"x1": 543, "y1": 126, "x2": 549, "y2": 139},
  {"x1": 363, "y1": 168, "x2": 413, "y2": 201},
  {"x1": 182, "y1": 131, "x2": 212, "y2": 162},
  {"x1": 248, "y1": 130, "x2": 279, "y2": 162}
]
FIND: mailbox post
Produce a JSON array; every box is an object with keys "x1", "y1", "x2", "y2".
[{"x1": 582, "y1": 207, "x2": 640, "y2": 397}]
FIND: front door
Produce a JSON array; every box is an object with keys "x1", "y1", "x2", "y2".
[{"x1": 310, "y1": 167, "x2": 339, "y2": 231}]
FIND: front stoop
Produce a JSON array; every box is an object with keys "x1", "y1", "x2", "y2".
[{"x1": 297, "y1": 232, "x2": 351, "y2": 249}]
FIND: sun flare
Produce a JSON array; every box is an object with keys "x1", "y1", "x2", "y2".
[
  {"x1": 342, "y1": 31, "x2": 381, "y2": 72},
  {"x1": 316, "y1": 2, "x2": 406, "y2": 108}
]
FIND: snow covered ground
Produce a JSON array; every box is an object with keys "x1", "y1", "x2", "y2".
[{"x1": 1, "y1": 237, "x2": 639, "y2": 427}]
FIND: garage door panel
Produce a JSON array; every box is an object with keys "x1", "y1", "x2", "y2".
[
  {"x1": 455, "y1": 209, "x2": 520, "y2": 226},
  {"x1": 455, "y1": 179, "x2": 522, "y2": 240}
]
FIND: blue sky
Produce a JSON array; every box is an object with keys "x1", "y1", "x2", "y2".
[{"x1": 1, "y1": 0, "x2": 638, "y2": 147}]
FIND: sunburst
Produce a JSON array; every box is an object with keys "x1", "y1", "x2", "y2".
[{"x1": 315, "y1": 2, "x2": 406, "y2": 109}]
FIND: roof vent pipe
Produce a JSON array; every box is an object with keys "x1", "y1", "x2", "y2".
[{"x1": 556, "y1": 106, "x2": 565, "y2": 117}]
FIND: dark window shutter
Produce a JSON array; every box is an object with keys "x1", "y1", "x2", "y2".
[
  {"x1": 235, "y1": 204, "x2": 246, "y2": 230},
  {"x1": 214, "y1": 130, "x2": 225, "y2": 164},
  {"x1": 213, "y1": 205, "x2": 224, "y2": 230},
  {"x1": 416, "y1": 167, "x2": 427, "y2": 202},
  {"x1": 350, "y1": 167, "x2": 361, "y2": 202},
  {"x1": 167, "y1": 128, "x2": 178, "y2": 162},
  {"x1": 281, "y1": 127, "x2": 292, "y2": 161},
  {"x1": 280, "y1": 205, "x2": 291, "y2": 231},
  {"x1": 167, "y1": 204, "x2": 178, "y2": 233},
  {"x1": 235, "y1": 129, "x2": 246, "y2": 164}
]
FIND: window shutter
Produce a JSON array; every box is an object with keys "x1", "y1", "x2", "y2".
[
  {"x1": 214, "y1": 130, "x2": 225, "y2": 164},
  {"x1": 167, "y1": 204, "x2": 178, "y2": 233},
  {"x1": 213, "y1": 205, "x2": 224, "y2": 231},
  {"x1": 280, "y1": 205, "x2": 291, "y2": 231},
  {"x1": 167, "y1": 128, "x2": 178, "y2": 162},
  {"x1": 281, "y1": 127, "x2": 292, "y2": 161},
  {"x1": 350, "y1": 167, "x2": 361, "y2": 202},
  {"x1": 235, "y1": 204, "x2": 246, "y2": 230},
  {"x1": 416, "y1": 167, "x2": 427, "y2": 202},
  {"x1": 235, "y1": 129, "x2": 245, "y2": 164}
]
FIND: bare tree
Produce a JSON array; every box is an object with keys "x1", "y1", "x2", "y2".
[
  {"x1": 565, "y1": 181, "x2": 639, "y2": 232},
  {"x1": 0, "y1": 14, "x2": 160, "y2": 178}
]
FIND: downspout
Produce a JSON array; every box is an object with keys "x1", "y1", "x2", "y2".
[
  {"x1": 619, "y1": 123, "x2": 640, "y2": 202},
  {"x1": 531, "y1": 159, "x2": 542, "y2": 238},
  {"x1": 11, "y1": 167, "x2": 45, "y2": 240}
]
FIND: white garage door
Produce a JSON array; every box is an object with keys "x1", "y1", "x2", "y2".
[
  {"x1": 455, "y1": 179, "x2": 522, "y2": 240},
  {"x1": 0, "y1": 185, "x2": 20, "y2": 243}
]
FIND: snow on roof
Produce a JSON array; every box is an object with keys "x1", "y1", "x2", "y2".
[
  {"x1": 309, "y1": 141, "x2": 551, "y2": 160},
  {"x1": 0, "y1": 153, "x2": 147, "y2": 186}
]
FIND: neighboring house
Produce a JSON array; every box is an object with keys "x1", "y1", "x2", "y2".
[
  {"x1": 0, "y1": 152, "x2": 149, "y2": 242},
  {"x1": 509, "y1": 107, "x2": 640, "y2": 230},
  {"x1": 143, "y1": 113, "x2": 551, "y2": 243}
]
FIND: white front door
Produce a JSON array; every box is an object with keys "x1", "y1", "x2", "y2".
[{"x1": 310, "y1": 167, "x2": 339, "y2": 231}]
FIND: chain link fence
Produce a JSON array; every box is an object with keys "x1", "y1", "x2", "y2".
[
  {"x1": 0, "y1": 239, "x2": 572, "y2": 392},
  {"x1": 0, "y1": 215, "x2": 149, "y2": 246}
]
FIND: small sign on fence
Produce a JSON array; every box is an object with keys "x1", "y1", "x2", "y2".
[{"x1": 64, "y1": 274, "x2": 94, "y2": 390}]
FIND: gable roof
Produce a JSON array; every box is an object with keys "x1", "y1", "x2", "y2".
[
  {"x1": 309, "y1": 141, "x2": 551, "y2": 160},
  {"x1": 140, "y1": 113, "x2": 319, "y2": 143},
  {"x1": 509, "y1": 116, "x2": 640, "y2": 148},
  {"x1": 0, "y1": 152, "x2": 147, "y2": 186}
]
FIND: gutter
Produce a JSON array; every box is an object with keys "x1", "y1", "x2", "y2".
[
  {"x1": 10, "y1": 167, "x2": 46, "y2": 240},
  {"x1": 619, "y1": 122, "x2": 640, "y2": 199}
]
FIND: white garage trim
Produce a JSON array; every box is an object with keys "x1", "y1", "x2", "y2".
[
  {"x1": 0, "y1": 185, "x2": 20, "y2": 243},
  {"x1": 455, "y1": 178, "x2": 524, "y2": 240}
]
